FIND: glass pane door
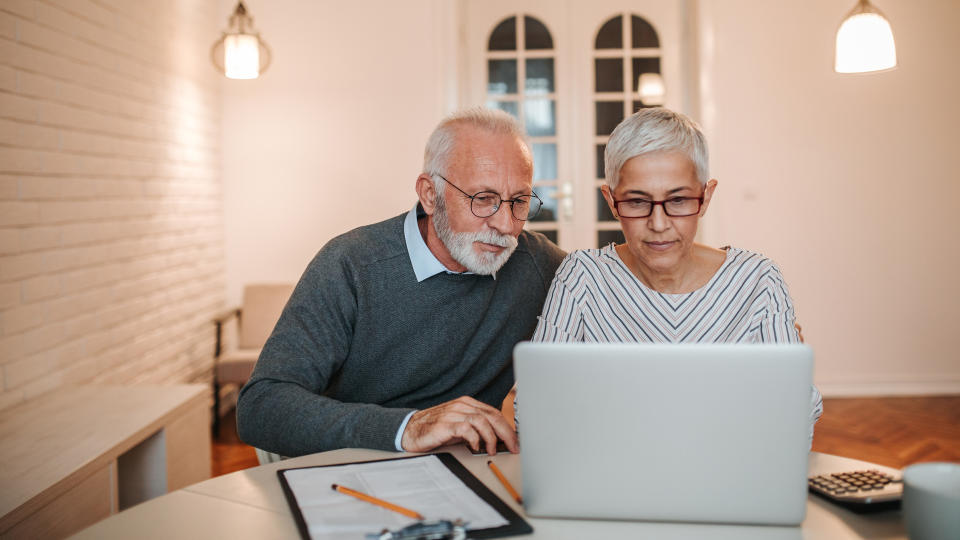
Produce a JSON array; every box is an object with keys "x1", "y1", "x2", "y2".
[{"x1": 464, "y1": 0, "x2": 689, "y2": 252}]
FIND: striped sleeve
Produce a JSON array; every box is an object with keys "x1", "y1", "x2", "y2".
[
  {"x1": 756, "y1": 262, "x2": 801, "y2": 344},
  {"x1": 755, "y1": 260, "x2": 824, "y2": 444},
  {"x1": 519, "y1": 254, "x2": 584, "y2": 429},
  {"x1": 809, "y1": 385, "x2": 824, "y2": 446},
  {"x1": 531, "y1": 254, "x2": 583, "y2": 343}
]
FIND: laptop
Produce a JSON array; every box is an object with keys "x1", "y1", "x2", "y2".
[{"x1": 513, "y1": 342, "x2": 812, "y2": 526}]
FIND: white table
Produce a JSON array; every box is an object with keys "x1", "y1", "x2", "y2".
[{"x1": 72, "y1": 448, "x2": 906, "y2": 539}]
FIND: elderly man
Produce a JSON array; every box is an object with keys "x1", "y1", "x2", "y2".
[{"x1": 236, "y1": 108, "x2": 565, "y2": 457}]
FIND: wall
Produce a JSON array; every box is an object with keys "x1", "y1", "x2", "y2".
[
  {"x1": 696, "y1": 0, "x2": 960, "y2": 395},
  {"x1": 0, "y1": 0, "x2": 225, "y2": 411},
  {"x1": 221, "y1": 0, "x2": 456, "y2": 305},
  {"x1": 222, "y1": 0, "x2": 959, "y2": 396}
]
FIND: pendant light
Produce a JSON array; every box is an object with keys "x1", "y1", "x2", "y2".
[
  {"x1": 211, "y1": 2, "x2": 272, "y2": 80},
  {"x1": 637, "y1": 73, "x2": 666, "y2": 106},
  {"x1": 835, "y1": 0, "x2": 897, "y2": 74}
]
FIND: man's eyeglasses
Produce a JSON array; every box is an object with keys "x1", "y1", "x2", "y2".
[
  {"x1": 613, "y1": 196, "x2": 704, "y2": 218},
  {"x1": 437, "y1": 175, "x2": 543, "y2": 221}
]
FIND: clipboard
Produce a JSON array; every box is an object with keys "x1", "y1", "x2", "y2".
[{"x1": 277, "y1": 452, "x2": 533, "y2": 539}]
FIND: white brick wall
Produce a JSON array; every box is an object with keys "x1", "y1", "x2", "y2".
[{"x1": 0, "y1": 0, "x2": 224, "y2": 410}]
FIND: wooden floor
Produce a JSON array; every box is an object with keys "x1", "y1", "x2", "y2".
[
  {"x1": 809, "y1": 396, "x2": 960, "y2": 468},
  {"x1": 211, "y1": 396, "x2": 960, "y2": 476},
  {"x1": 211, "y1": 412, "x2": 258, "y2": 476}
]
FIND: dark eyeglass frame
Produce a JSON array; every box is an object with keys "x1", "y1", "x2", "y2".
[
  {"x1": 437, "y1": 175, "x2": 543, "y2": 221},
  {"x1": 612, "y1": 195, "x2": 705, "y2": 218}
]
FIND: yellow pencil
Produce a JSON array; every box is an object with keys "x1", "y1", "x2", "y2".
[
  {"x1": 331, "y1": 484, "x2": 424, "y2": 520},
  {"x1": 487, "y1": 460, "x2": 523, "y2": 505}
]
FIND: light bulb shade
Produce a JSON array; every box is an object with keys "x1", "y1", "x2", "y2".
[
  {"x1": 211, "y1": 2, "x2": 272, "y2": 79},
  {"x1": 835, "y1": 3, "x2": 897, "y2": 73},
  {"x1": 225, "y1": 34, "x2": 260, "y2": 79},
  {"x1": 637, "y1": 73, "x2": 666, "y2": 105}
]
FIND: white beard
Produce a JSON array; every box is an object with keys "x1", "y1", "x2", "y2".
[{"x1": 433, "y1": 196, "x2": 518, "y2": 275}]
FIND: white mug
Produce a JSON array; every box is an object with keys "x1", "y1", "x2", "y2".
[{"x1": 902, "y1": 462, "x2": 960, "y2": 540}]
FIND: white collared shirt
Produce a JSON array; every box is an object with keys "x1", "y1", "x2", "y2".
[{"x1": 404, "y1": 203, "x2": 459, "y2": 282}]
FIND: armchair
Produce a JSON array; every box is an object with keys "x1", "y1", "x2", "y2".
[{"x1": 212, "y1": 283, "x2": 294, "y2": 433}]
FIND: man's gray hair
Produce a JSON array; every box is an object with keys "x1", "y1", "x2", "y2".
[
  {"x1": 422, "y1": 107, "x2": 528, "y2": 195},
  {"x1": 604, "y1": 107, "x2": 709, "y2": 189}
]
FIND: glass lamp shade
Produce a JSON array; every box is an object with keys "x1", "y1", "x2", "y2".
[
  {"x1": 225, "y1": 34, "x2": 260, "y2": 79},
  {"x1": 211, "y1": 2, "x2": 271, "y2": 79},
  {"x1": 835, "y1": 1, "x2": 897, "y2": 73},
  {"x1": 637, "y1": 73, "x2": 666, "y2": 105}
]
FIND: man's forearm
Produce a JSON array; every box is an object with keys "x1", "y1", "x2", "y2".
[{"x1": 237, "y1": 378, "x2": 415, "y2": 456}]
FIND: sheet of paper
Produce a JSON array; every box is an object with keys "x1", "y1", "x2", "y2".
[{"x1": 283, "y1": 455, "x2": 509, "y2": 540}]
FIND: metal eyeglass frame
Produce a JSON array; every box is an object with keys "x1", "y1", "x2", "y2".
[{"x1": 436, "y1": 175, "x2": 543, "y2": 221}]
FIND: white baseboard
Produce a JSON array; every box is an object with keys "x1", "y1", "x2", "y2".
[{"x1": 817, "y1": 380, "x2": 960, "y2": 397}]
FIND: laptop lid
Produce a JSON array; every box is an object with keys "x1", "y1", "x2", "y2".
[{"x1": 514, "y1": 342, "x2": 812, "y2": 526}]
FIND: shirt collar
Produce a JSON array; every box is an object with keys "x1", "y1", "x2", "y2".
[
  {"x1": 404, "y1": 203, "x2": 496, "y2": 282},
  {"x1": 403, "y1": 204, "x2": 461, "y2": 282}
]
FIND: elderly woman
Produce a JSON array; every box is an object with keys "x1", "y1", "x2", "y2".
[{"x1": 518, "y1": 107, "x2": 822, "y2": 439}]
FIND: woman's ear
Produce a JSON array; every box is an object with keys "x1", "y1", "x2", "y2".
[
  {"x1": 601, "y1": 184, "x2": 619, "y2": 219},
  {"x1": 416, "y1": 174, "x2": 438, "y2": 215},
  {"x1": 699, "y1": 179, "x2": 719, "y2": 217}
]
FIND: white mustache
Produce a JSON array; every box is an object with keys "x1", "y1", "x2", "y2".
[{"x1": 468, "y1": 230, "x2": 518, "y2": 249}]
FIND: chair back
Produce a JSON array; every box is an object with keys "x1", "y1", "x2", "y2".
[{"x1": 238, "y1": 284, "x2": 294, "y2": 349}]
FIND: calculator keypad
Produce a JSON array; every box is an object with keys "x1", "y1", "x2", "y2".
[{"x1": 808, "y1": 469, "x2": 902, "y2": 504}]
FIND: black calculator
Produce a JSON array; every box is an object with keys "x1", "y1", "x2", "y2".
[{"x1": 807, "y1": 469, "x2": 902, "y2": 512}]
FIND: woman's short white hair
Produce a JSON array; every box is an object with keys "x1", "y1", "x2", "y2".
[
  {"x1": 604, "y1": 107, "x2": 709, "y2": 189},
  {"x1": 422, "y1": 107, "x2": 528, "y2": 194}
]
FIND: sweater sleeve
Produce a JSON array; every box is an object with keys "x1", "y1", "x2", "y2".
[{"x1": 236, "y1": 244, "x2": 415, "y2": 456}]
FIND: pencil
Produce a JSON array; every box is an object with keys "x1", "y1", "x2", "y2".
[
  {"x1": 331, "y1": 484, "x2": 424, "y2": 520},
  {"x1": 487, "y1": 460, "x2": 523, "y2": 505}
]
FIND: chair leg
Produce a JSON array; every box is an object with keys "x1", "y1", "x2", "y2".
[{"x1": 212, "y1": 379, "x2": 221, "y2": 436}]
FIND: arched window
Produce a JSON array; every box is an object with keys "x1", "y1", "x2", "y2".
[
  {"x1": 485, "y1": 15, "x2": 559, "y2": 244},
  {"x1": 593, "y1": 14, "x2": 662, "y2": 248}
]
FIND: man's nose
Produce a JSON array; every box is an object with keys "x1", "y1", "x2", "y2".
[{"x1": 486, "y1": 202, "x2": 515, "y2": 234}]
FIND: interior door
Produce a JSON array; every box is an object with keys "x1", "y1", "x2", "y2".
[{"x1": 463, "y1": 0, "x2": 690, "y2": 251}]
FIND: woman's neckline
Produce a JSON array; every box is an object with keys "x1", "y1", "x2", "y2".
[{"x1": 605, "y1": 244, "x2": 734, "y2": 296}]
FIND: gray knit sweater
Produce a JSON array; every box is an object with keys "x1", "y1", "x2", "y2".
[{"x1": 236, "y1": 209, "x2": 566, "y2": 456}]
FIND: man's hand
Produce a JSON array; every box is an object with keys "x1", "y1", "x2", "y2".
[{"x1": 401, "y1": 396, "x2": 519, "y2": 455}]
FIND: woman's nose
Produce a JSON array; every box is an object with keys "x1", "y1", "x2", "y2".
[{"x1": 646, "y1": 204, "x2": 671, "y2": 231}]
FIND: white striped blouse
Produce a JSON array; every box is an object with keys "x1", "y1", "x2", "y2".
[{"x1": 523, "y1": 245, "x2": 823, "y2": 438}]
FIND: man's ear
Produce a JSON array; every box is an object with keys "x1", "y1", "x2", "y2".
[
  {"x1": 416, "y1": 174, "x2": 438, "y2": 215},
  {"x1": 600, "y1": 184, "x2": 619, "y2": 220}
]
